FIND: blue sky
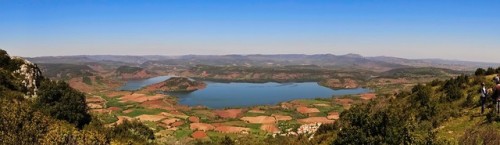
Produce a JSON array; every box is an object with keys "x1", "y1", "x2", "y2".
[{"x1": 1, "y1": 0, "x2": 499, "y2": 62}]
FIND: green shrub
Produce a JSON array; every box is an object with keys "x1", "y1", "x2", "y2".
[
  {"x1": 109, "y1": 120, "x2": 155, "y2": 143},
  {"x1": 83, "y1": 76, "x2": 92, "y2": 85},
  {"x1": 486, "y1": 67, "x2": 496, "y2": 75},
  {"x1": 33, "y1": 79, "x2": 91, "y2": 128},
  {"x1": 475, "y1": 68, "x2": 486, "y2": 76},
  {"x1": 459, "y1": 127, "x2": 500, "y2": 145},
  {"x1": 0, "y1": 99, "x2": 52, "y2": 144}
]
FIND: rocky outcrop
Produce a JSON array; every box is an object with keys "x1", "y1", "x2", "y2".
[
  {"x1": 142, "y1": 77, "x2": 206, "y2": 92},
  {"x1": 8, "y1": 56, "x2": 43, "y2": 98}
]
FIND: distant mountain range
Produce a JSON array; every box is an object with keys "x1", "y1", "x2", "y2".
[{"x1": 26, "y1": 54, "x2": 500, "y2": 71}]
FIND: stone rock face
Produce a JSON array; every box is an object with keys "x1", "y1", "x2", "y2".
[{"x1": 10, "y1": 56, "x2": 43, "y2": 98}]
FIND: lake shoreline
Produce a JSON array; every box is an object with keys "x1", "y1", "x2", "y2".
[{"x1": 118, "y1": 76, "x2": 370, "y2": 109}]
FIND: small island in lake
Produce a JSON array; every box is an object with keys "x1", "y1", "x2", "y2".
[{"x1": 141, "y1": 77, "x2": 206, "y2": 92}]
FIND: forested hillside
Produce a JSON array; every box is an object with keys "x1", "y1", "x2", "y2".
[
  {"x1": 307, "y1": 71, "x2": 500, "y2": 144},
  {"x1": 0, "y1": 49, "x2": 156, "y2": 144}
]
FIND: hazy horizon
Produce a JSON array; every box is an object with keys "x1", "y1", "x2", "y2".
[{"x1": 2, "y1": 0, "x2": 499, "y2": 62}]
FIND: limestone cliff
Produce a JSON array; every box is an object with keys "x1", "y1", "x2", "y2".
[
  {"x1": 0, "y1": 50, "x2": 43, "y2": 98},
  {"x1": 12, "y1": 57, "x2": 43, "y2": 97}
]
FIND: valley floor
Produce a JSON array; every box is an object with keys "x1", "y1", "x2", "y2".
[{"x1": 86, "y1": 88, "x2": 377, "y2": 143}]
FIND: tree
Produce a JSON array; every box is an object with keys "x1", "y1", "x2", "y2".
[
  {"x1": 475, "y1": 68, "x2": 486, "y2": 76},
  {"x1": 220, "y1": 136, "x2": 235, "y2": 145},
  {"x1": 109, "y1": 120, "x2": 155, "y2": 143},
  {"x1": 41, "y1": 120, "x2": 109, "y2": 145},
  {"x1": 33, "y1": 79, "x2": 91, "y2": 128},
  {"x1": 83, "y1": 76, "x2": 92, "y2": 85},
  {"x1": 0, "y1": 99, "x2": 52, "y2": 144},
  {"x1": 486, "y1": 67, "x2": 496, "y2": 75},
  {"x1": 333, "y1": 101, "x2": 414, "y2": 145},
  {"x1": 445, "y1": 85, "x2": 463, "y2": 102},
  {"x1": 0, "y1": 49, "x2": 10, "y2": 67},
  {"x1": 0, "y1": 49, "x2": 109, "y2": 144}
]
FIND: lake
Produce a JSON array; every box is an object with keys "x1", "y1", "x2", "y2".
[
  {"x1": 118, "y1": 76, "x2": 174, "y2": 91},
  {"x1": 119, "y1": 76, "x2": 370, "y2": 109}
]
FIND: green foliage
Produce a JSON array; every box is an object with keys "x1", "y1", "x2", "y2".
[
  {"x1": 109, "y1": 120, "x2": 155, "y2": 143},
  {"x1": 0, "y1": 69, "x2": 20, "y2": 94},
  {"x1": 486, "y1": 67, "x2": 496, "y2": 75},
  {"x1": 0, "y1": 49, "x2": 10, "y2": 68},
  {"x1": 333, "y1": 101, "x2": 414, "y2": 145},
  {"x1": 430, "y1": 79, "x2": 443, "y2": 86},
  {"x1": 475, "y1": 68, "x2": 486, "y2": 76},
  {"x1": 0, "y1": 49, "x2": 26, "y2": 95},
  {"x1": 262, "y1": 135, "x2": 315, "y2": 145},
  {"x1": 411, "y1": 84, "x2": 438, "y2": 122},
  {"x1": 462, "y1": 93, "x2": 476, "y2": 107},
  {"x1": 329, "y1": 73, "x2": 482, "y2": 144},
  {"x1": 34, "y1": 79, "x2": 91, "y2": 128},
  {"x1": 220, "y1": 136, "x2": 235, "y2": 145},
  {"x1": 382, "y1": 67, "x2": 461, "y2": 78},
  {"x1": 0, "y1": 99, "x2": 52, "y2": 144},
  {"x1": 277, "y1": 121, "x2": 301, "y2": 133},
  {"x1": 0, "y1": 49, "x2": 157, "y2": 144},
  {"x1": 459, "y1": 127, "x2": 500, "y2": 145},
  {"x1": 0, "y1": 49, "x2": 26, "y2": 72},
  {"x1": 442, "y1": 75, "x2": 468, "y2": 102},
  {"x1": 95, "y1": 76, "x2": 104, "y2": 84},
  {"x1": 123, "y1": 108, "x2": 166, "y2": 117},
  {"x1": 316, "y1": 122, "x2": 338, "y2": 135},
  {"x1": 485, "y1": 109, "x2": 500, "y2": 123},
  {"x1": 174, "y1": 128, "x2": 193, "y2": 139},
  {"x1": 41, "y1": 120, "x2": 109, "y2": 145},
  {"x1": 83, "y1": 76, "x2": 92, "y2": 85}
]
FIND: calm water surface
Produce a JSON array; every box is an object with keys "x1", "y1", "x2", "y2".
[
  {"x1": 119, "y1": 76, "x2": 370, "y2": 108},
  {"x1": 118, "y1": 76, "x2": 173, "y2": 91}
]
